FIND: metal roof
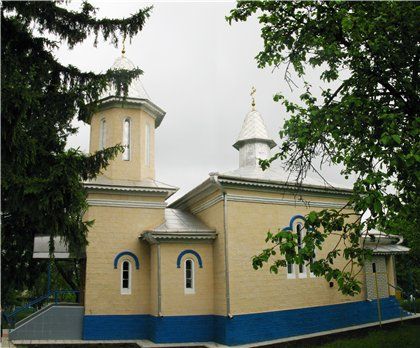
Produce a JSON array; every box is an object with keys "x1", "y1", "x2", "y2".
[
  {"x1": 142, "y1": 209, "x2": 216, "y2": 242},
  {"x1": 33, "y1": 236, "x2": 70, "y2": 259},
  {"x1": 150, "y1": 209, "x2": 214, "y2": 233},
  {"x1": 233, "y1": 110, "x2": 276, "y2": 150},
  {"x1": 365, "y1": 244, "x2": 410, "y2": 255},
  {"x1": 100, "y1": 55, "x2": 150, "y2": 100},
  {"x1": 84, "y1": 176, "x2": 178, "y2": 198},
  {"x1": 363, "y1": 229, "x2": 410, "y2": 255},
  {"x1": 220, "y1": 166, "x2": 353, "y2": 191}
]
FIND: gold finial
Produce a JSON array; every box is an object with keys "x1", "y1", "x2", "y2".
[
  {"x1": 122, "y1": 33, "x2": 126, "y2": 56},
  {"x1": 251, "y1": 86, "x2": 256, "y2": 111}
]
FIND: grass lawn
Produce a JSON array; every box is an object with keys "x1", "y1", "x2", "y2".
[{"x1": 303, "y1": 321, "x2": 420, "y2": 348}]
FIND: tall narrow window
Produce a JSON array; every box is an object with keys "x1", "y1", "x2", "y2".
[
  {"x1": 145, "y1": 123, "x2": 150, "y2": 166},
  {"x1": 309, "y1": 248, "x2": 316, "y2": 277},
  {"x1": 297, "y1": 223, "x2": 307, "y2": 278},
  {"x1": 184, "y1": 259, "x2": 195, "y2": 294},
  {"x1": 122, "y1": 118, "x2": 131, "y2": 160},
  {"x1": 99, "y1": 118, "x2": 106, "y2": 150},
  {"x1": 121, "y1": 260, "x2": 131, "y2": 295},
  {"x1": 287, "y1": 260, "x2": 295, "y2": 279}
]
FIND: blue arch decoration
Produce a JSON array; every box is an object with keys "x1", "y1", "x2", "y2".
[
  {"x1": 283, "y1": 214, "x2": 306, "y2": 231},
  {"x1": 176, "y1": 249, "x2": 203, "y2": 268},
  {"x1": 113, "y1": 251, "x2": 140, "y2": 270}
]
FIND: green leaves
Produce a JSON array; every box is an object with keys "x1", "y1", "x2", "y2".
[
  {"x1": 1, "y1": 1, "x2": 150, "y2": 306},
  {"x1": 229, "y1": 1, "x2": 420, "y2": 296}
]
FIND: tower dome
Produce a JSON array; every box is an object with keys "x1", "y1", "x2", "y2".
[
  {"x1": 101, "y1": 55, "x2": 150, "y2": 100},
  {"x1": 233, "y1": 88, "x2": 276, "y2": 168}
]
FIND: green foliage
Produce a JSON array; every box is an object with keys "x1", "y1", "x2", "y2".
[
  {"x1": 316, "y1": 322, "x2": 420, "y2": 348},
  {"x1": 228, "y1": 1, "x2": 419, "y2": 295},
  {"x1": 1, "y1": 1, "x2": 151, "y2": 306}
]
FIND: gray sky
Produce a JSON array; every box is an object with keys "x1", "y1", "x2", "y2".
[{"x1": 59, "y1": 1, "x2": 353, "y2": 202}]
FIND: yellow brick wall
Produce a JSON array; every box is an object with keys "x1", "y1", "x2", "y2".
[
  {"x1": 196, "y1": 201, "x2": 227, "y2": 316},
  {"x1": 84, "y1": 182, "x2": 367, "y2": 317},
  {"x1": 160, "y1": 243, "x2": 214, "y2": 315},
  {"x1": 90, "y1": 107, "x2": 155, "y2": 181},
  {"x1": 149, "y1": 244, "x2": 158, "y2": 316},
  {"x1": 84, "y1": 192, "x2": 164, "y2": 315},
  {"x1": 225, "y1": 188, "x2": 366, "y2": 315}
]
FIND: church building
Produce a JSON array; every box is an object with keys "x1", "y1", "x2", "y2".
[{"x1": 9, "y1": 52, "x2": 410, "y2": 346}]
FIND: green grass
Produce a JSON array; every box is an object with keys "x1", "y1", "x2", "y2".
[
  {"x1": 314, "y1": 321, "x2": 420, "y2": 348},
  {"x1": 399, "y1": 298, "x2": 420, "y2": 313}
]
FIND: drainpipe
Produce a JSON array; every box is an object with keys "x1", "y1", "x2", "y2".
[
  {"x1": 210, "y1": 174, "x2": 232, "y2": 318},
  {"x1": 157, "y1": 243, "x2": 162, "y2": 317},
  {"x1": 143, "y1": 233, "x2": 162, "y2": 317}
]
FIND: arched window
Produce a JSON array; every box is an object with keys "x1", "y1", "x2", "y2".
[
  {"x1": 297, "y1": 223, "x2": 307, "y2": 278},
  {"x1": 122, "y1": 118, "x2": 131, "y2": 160},
  {"x1": 145, "y1": 123, "x2": 150, "y2": 166},
  {"x1": 99, "y1": 118, "x2": 106, "y2": 150},
  {"x1": 121, "y1": 260, "x2": 131, "y2": 295},
  {"x1": 184, "y1": 259, "x2": 195, "y2": 294}
]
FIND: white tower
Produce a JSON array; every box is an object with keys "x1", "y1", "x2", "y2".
[{"x1": 233, "y1": 87, "x2": 276, "y2": 167}]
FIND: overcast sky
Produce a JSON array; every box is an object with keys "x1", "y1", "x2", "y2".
[{"x1": 58, "y1": 1, "x2": 353, "y2": 202}]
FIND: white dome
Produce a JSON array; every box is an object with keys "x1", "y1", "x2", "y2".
[
  {"x1": 233, "y1": 110, "x2": 276, "y2": 150},
  {"x1": 100, "y1": 55, "x2": 149, "y2": 100},
  {"x1": 111, "y1": 56, "x2": 136, "y2": 70}
]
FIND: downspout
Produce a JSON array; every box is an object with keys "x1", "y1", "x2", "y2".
[
  {"x1": 157, "y1": 243, "x2": 162, "y2": 317},
  {"x1": 210, "y1": 174, "x2": 232, "y2": 318},
  {"x1": 143, "y1": 233, "x2": 162, "y2": 317}
]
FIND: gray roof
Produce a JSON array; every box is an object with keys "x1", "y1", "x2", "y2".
[
  {"x1": 101, "y1": 55, "x2": 149, "y2": 100},
  {"x1": 366, "y1": 244, "x2": 410, "y2": 255},
  {"x1": 220, "y1": 166, "x2": 353, "y2": 191},
  {"x1": 363, "y1": 229, "x2": 410, "y2": 255},
  {"x1": 33, "y1": 236, "x2": 70, "y2": 259},
  {"x1": 84, "y1": 176, "x2": 178, "y2": 198},
  {"x1": 142, "y1": 209, "x2": 216, "y2": 242},
  {"x1": 233, "y1": 110, "x2": 276, "y2": 149}
]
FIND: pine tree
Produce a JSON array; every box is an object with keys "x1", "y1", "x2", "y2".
[{"x1": 1, "y1": 1, "x2": 151, "y2": 306}]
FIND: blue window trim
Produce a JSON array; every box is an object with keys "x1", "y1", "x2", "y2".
[
  {"x1": 283, "y1": 214, "x2": 305, "y2": 231},
  {"x1": 114, "y1": 251, "x2": 140, "y2": 270},
  {"x1": 176, "y1": 250, "x2": 203, "y2": 268}
]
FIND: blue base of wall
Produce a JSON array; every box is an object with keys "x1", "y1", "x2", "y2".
[{"x1": 83, "y1": 297, "x2": 408, "y2": 345}]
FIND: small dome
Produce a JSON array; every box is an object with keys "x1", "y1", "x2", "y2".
[
  {"x1": 101, "y1": 54, "x2": 149, "y2": 100},
  {"x1": 111, "y1": 56, "x2": 136, "y2": 70},
  {"x1": 233, "y1": 110, "x2": 276, "y2": 150}
]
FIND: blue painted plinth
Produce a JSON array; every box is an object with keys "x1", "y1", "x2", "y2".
[{"x1": 83, "y1": 297, "x2": 407, "y2": 345}]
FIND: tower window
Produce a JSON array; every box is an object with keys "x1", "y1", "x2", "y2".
[
  {"x1": 121, "y1": 260, "x2": 131, "y2": 295},
  {"x1": 122, "y1": 118, "x2": 131, "y2": 161},
  {"x1": 145, "y1": 123, "x2": 150, "y2": 166},
  {"x1": 184, "y1": 259, "x2": 195, "y2": 294},
  {"x1": 99, "y1": 118, "x2": 106, "y2": 150}
]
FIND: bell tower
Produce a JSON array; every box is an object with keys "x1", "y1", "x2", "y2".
[{"x1": 89, "y1": 52, "x2": 165, "y2": 182}]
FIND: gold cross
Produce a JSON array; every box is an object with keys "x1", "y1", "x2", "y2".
[
  {"x1": 251, "y1": 86, "x2": 256, "y2": 110},
  {"x1": 122, "y1": 33, "x2": 126, "y2": 56}
]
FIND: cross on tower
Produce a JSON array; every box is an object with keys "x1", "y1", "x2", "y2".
[
  {"x1": 122, "y1": 33, "x2": 126, "y2": 56},
  {"x1": 250, "y1": 86, "x2": 256, "y2": 111}
]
